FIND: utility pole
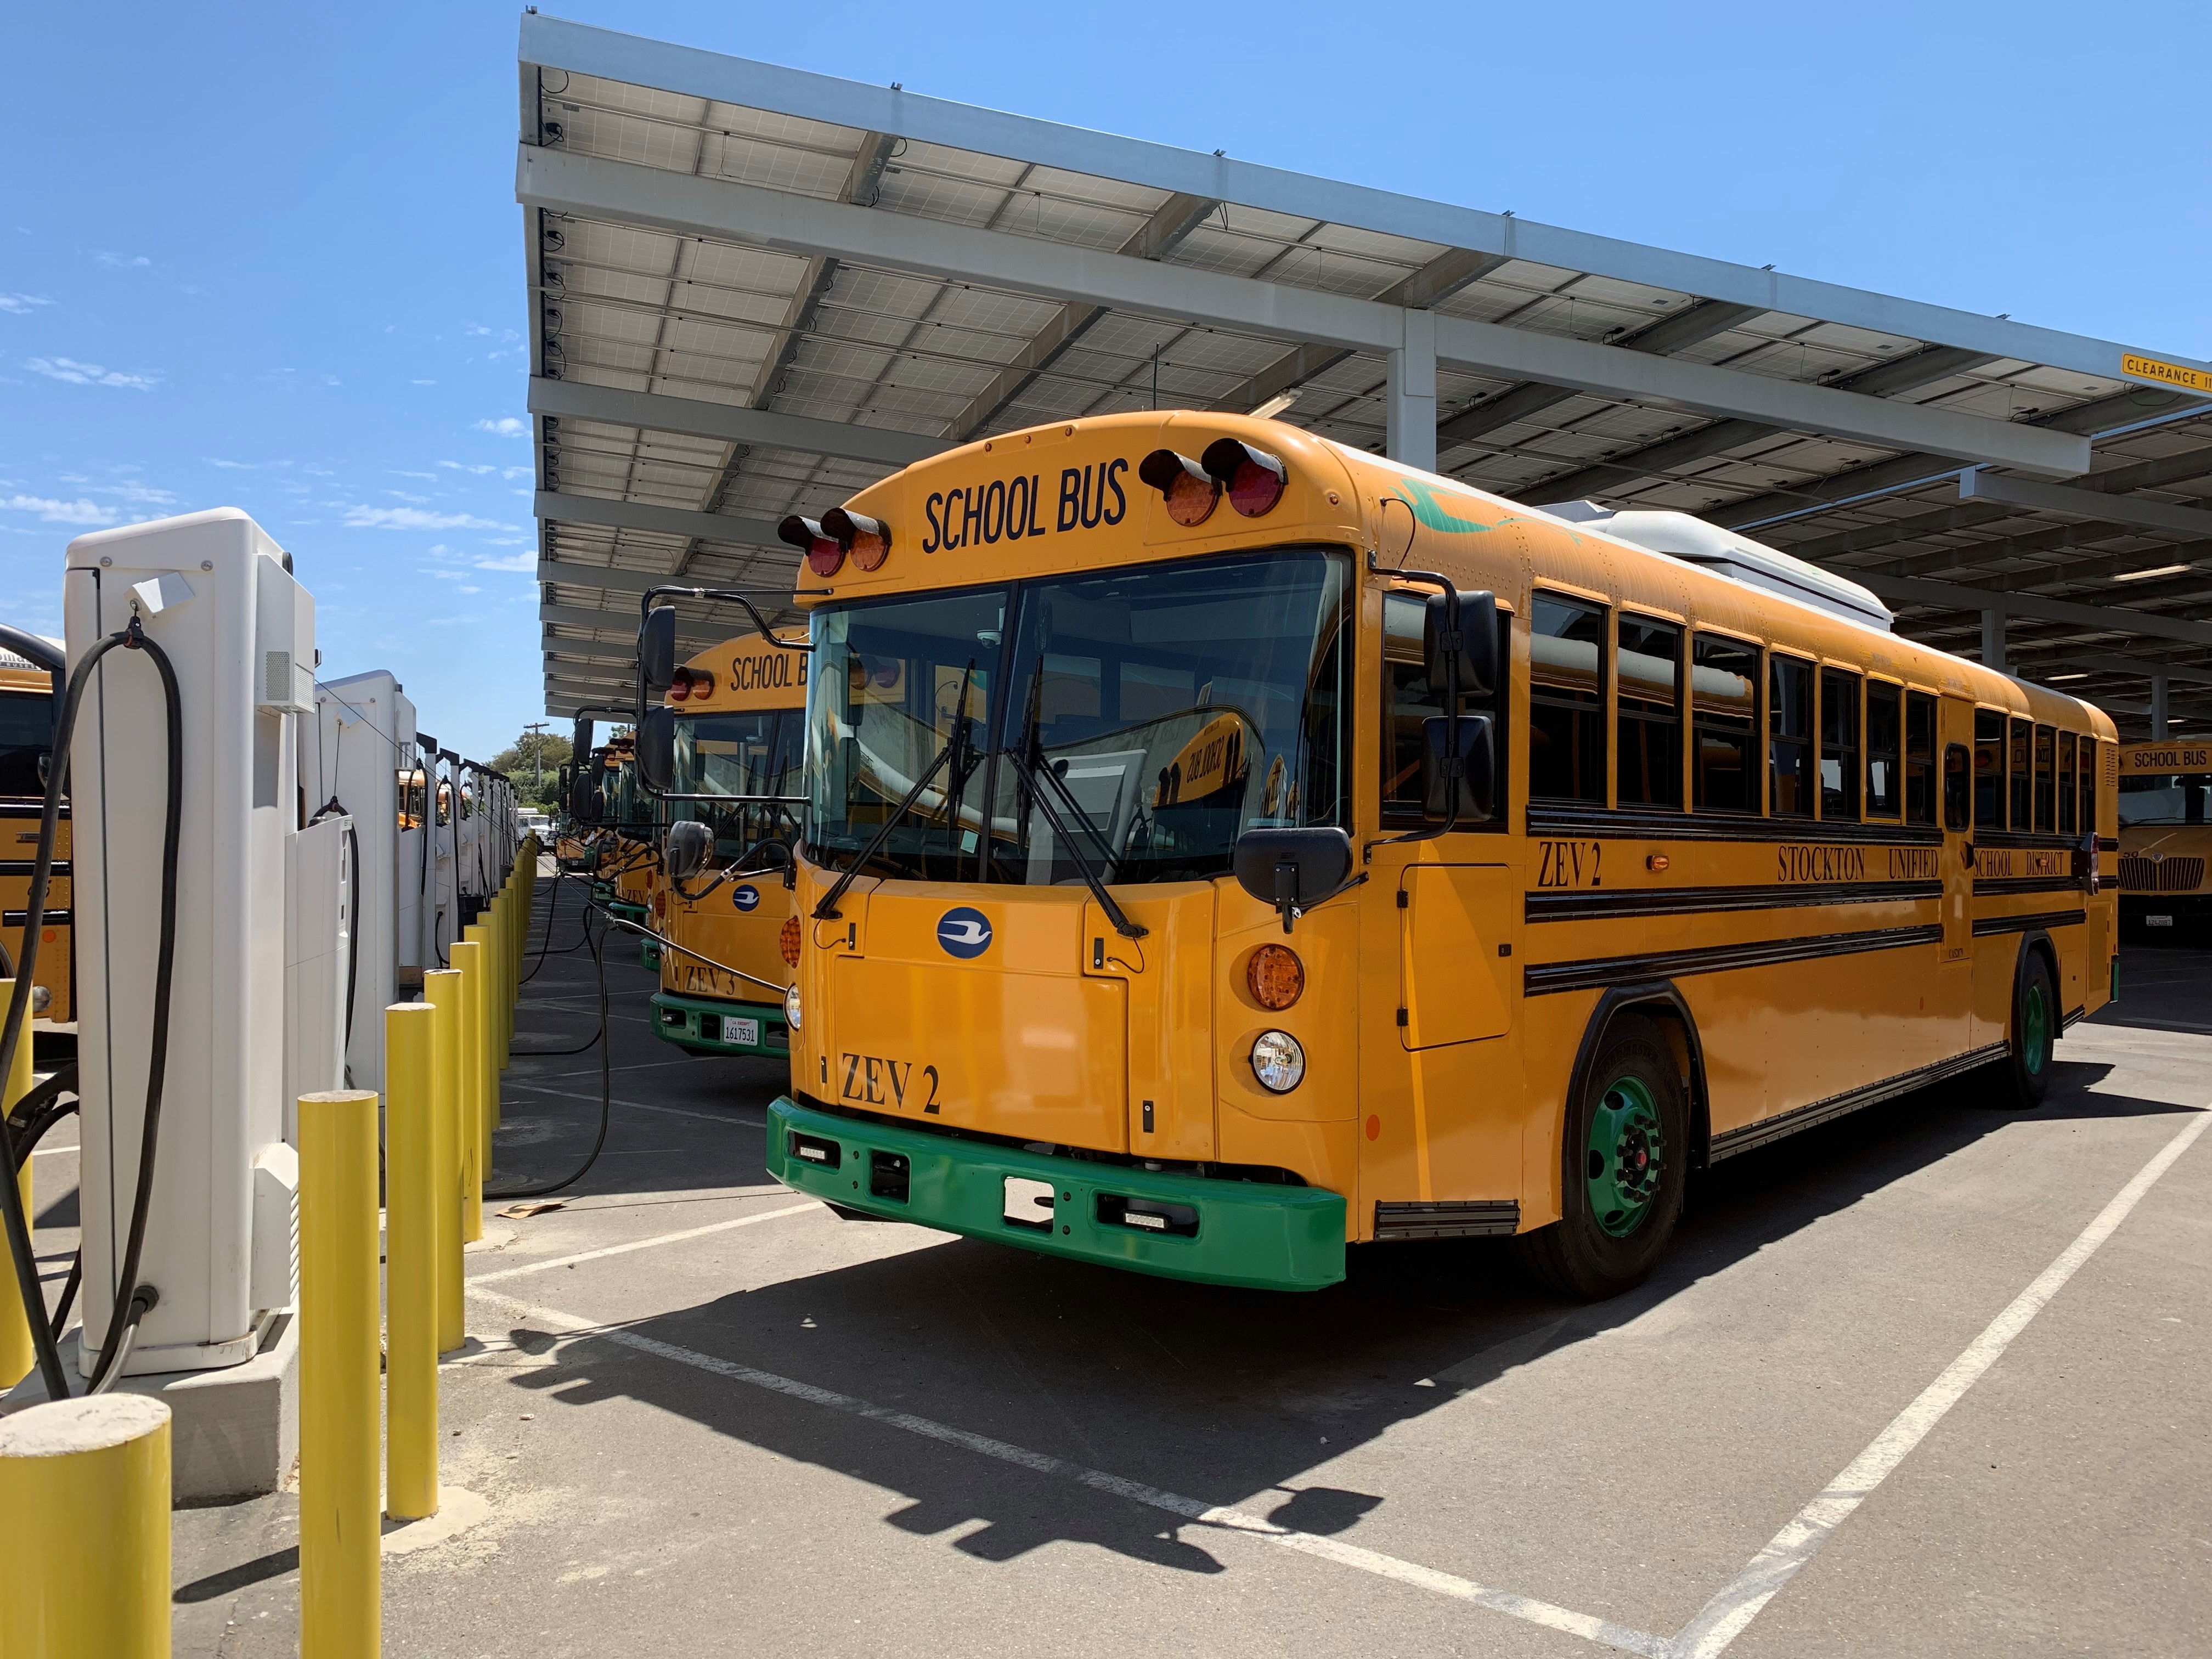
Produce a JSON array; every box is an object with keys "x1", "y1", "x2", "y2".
[{"x1": 523, "y1": 721, "x2": 549, "y2": 801}]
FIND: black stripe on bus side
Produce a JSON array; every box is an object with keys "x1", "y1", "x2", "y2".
[
  {"x1": 1709, "y1": 1042, "x2": 2008, "y2": 1161},
  {"x1": 1523, "y1": 805, "x2": 1944, "y2": 849},
  {"x1": 1971, "y1": 909, "x2": 2087, "y2": 936},
  {"x1": 2062, "y1": 1005, "x2": 2086, "y2": 1031},
  {"x1": 1524, "y1": 923, "x2": 1945, "y2": 997},
  {"x1": 2098, "y1": 836, "x2": 2118, "y2": 852},
  {"x1": 1526, "y1": 878, "x2": 1940, "y2": 924},
  {"x1": 2, "y1": 910, "x2": 71, "y2": 927},
  {"x1": 1975, "y1": 829, "x2": 2086, "y2": 853},
  {"x1": 1971, "y1": 876, "x2": 2080, "y2": 898},
  {"x1": 0, "y1": 861, "x2": 70, "y2": 878}
]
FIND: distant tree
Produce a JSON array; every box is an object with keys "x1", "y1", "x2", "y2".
[{"x1": 492, "y1": 728, "x2": 573, "y2": 808}]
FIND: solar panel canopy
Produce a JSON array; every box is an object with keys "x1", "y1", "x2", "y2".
[{"x1": 520, "y1": 16, "x2": 2212, "y2": 735}]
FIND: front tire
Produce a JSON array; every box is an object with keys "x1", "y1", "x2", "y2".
[
  {"x1": 1514, "y1": 1015, "x2": 1688, "y2": 1300},
  {"x1": 1984, "y1": 949, "x2": 2056, "y2": 1110}
]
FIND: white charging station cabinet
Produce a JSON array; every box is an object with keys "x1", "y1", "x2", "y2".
[
  {"x1": 64, "y1": 509, "x2": 336, "y2": 1378},
  {"x1": 305, "y1": 670, "x2": 414, "y2": 1092}
]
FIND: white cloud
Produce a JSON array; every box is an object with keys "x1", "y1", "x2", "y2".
[
  {"x1": 206, "y1": 457, "x2": 290, "y2": 470},
  {"x1": 0, "y1": 293, "x2": 54, "y2": 315},
  {"x1": 91, "y1": 482, "x2": 179, "y2": 506},
  {"x1": 95, "y1": 252, "x2": 151, "y2": 269},
  {"x1": 474, "y1": 417, "x2": 527, "y2": 437},
  {"x1": 394, "y1": 470, "x2": 438, "y2": 481},
  {"x1": 410, "y1": 379, "x2": 436, "y2": 386},
  {"x1": 472, "y1": 550, "x2": 536, "y2": 572},
  {"x1": 383, "y1": 489, "x2": 431, "y2": 504},
  {"x1": 343, "y1": 505, "x2": 511, "y2": 532},
  {"x1": 28, "y1": 356, "x2": 159, "y2": 391},
  {"x1": 438, "y1": 461, "x2": 495, "y2": 475},
  {"x1": 501, "y1": 466, "x2": 532, "y2": 480},
  {"x1": 2, "y1": 494, "x2": 117, "y2": 526},
  {"x1": 458, "y1": 585, "x2": 482, "y2": 595}
]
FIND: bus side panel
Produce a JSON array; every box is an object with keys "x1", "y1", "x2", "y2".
[{"x1": 1514, "y1": 989, "x2": 1598, "y2": 1231}]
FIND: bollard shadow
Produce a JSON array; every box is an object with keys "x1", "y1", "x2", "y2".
[{"x1": 486, "y1": 1051, "x2": 2187, "y2": 1576}]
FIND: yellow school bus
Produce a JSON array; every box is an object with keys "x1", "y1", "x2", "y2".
[
  {"x1": 764, "y1": 412, "x2": 2115, "y2": 1296},
  {"x1": 2116, "y1": 739, "x2": 2211, "y2": 936},
  {"x1": 648, "y1": 630, "x2": 809, "y2": 1056},
  {"x1": 0, "y1": 648, "x2": 71, "y2": 1026}
]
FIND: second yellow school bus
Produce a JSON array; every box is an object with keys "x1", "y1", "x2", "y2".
[
  {"x1": 651, "y1": 629, "x2": 809, "y2": 1056},
  {"x1": 2115, "y1": 738, "x2": 2211, "y2": 936},
  {"x1": 765, "y1": 411, "x2": 2115, "y2": 1296}
]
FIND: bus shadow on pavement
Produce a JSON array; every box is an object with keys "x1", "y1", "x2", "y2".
[{"x1": 484, "y1": 1051, "x2": 2190, "y2": 1575}]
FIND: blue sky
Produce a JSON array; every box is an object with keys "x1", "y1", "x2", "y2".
[{"x1": 5, "y1": 1, "x2": 2204, "y2": 761}]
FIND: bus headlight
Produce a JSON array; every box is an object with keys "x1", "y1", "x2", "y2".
[
  {"x1": 783, "y1": 983, "x2": 803, "y2": 1032},
  {"x1": 1251, "y1": 1029, "x2": 1305, "y2": 1093}
]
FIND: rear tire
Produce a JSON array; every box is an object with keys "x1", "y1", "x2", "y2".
[
  {"x1": 1513, "y1": 1015, "x2": 1688, "y2": 1301},
  {"x1": 1984, "y1": 949, "x2": 2056, "y2": 1110}
]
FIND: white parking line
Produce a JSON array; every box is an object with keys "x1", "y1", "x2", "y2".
[
  {"x1": 467, "y1": 1200, "x2": 823, "y2": 1285},
  {"x1": 1672, "y1": 1105, "x2": 2211, "y2": 1657},
  {"x1": 466, "y1": 1283, "x2": 1671, "y2": 1656},
  {"x1": 499, "y1": 1079, "x2": 765, "y2": 1130}
]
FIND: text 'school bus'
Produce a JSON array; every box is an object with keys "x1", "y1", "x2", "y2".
[
  {"x1": 2115, "y1": 740, "x2": 2211, "y2": 935},
  {"x1": 763, "y1": 413, "x2": 2116, "y2": 1297},
  {"x1": 648, "y1": 630, "x2": 808, "y2": 1058},
  {"x1": 0, "y1": 646, "x2": 71, "y2": 1025}
]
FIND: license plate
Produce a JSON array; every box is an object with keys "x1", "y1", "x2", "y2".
[
  {"x1": 727, "y1": 1017, "x2": 760, "y2": 1046},
  {"x1": 2147, "y1": 915, "x2": 2174, "y2": 927},
  {"x1": 1003, "y1": 1176, "x2": 1055, "y2": 1230}
]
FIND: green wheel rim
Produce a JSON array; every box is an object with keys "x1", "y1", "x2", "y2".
[
  {"x1": 1585, "y1": 1074, "x2": 1664, "y2": 1239},
  {"x1": 2023, "y1": 980, "x2": 2049, "y2": 1076}
]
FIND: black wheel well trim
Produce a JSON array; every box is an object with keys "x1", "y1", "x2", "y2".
[
  {"x1": 2014, "y1": 929, "x2": 2060, "y2": 1043},
  {"x1": 1560, "y1": 980, "x2": 1712, "y2": 1179}
]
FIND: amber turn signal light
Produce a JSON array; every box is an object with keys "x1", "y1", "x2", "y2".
[
  {"x1": 821, "y1": 506, "x2": 891, "y2": 571},
  {"x1": 1138, "y1": 449, "x2": 1220, "y2": 527},
  {"x1": 780, "y1": 915, "x2": 803, "y2": 967},
  {"x1": 1247, "y1": 943, "x2": 1305, "y2": 1011}
]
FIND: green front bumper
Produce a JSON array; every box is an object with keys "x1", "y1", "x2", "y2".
[
  {"x1": 766, "y1": 1097, "x2": 1346, "y2": 1291},
  {"x1": 652, "y1": 990, "x2": 788, "y2": 1058}
]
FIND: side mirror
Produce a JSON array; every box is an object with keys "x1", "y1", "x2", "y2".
[
  {"x1": 639, "y1": 607, "x2": 678, "y2": 699},
  {"x1": 637, "y1": 706, "x2": 676, "y2": 793},
  {"x1": 1421, "y1": 713, "x2": 1496, "y2": 823},
  {"x1": 1232, "y1": 827, "x2": 1355, "y2": 933},
  {"x1": 664, "y1": 820, "x2": 713, "y2": 882},
  {"x1": 568, "y1": 772, "x2": 596, "y2": 823},
  {"x1": 1424, "y1": 589, "x2": 1498, "y2": 699}
]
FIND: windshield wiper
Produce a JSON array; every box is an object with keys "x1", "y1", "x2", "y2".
[
  {"x1": 813, "y1": 667, "x2": 980, "y2": 922},
  {"x1": 998, "y1": 743, "x2": 1148, "y2": 940}
]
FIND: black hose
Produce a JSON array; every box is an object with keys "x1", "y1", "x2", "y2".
[
  {"x1": 0, "y1": 616, "x2": 182, "y2": 1401},
  {"x1": 7, "y1": 1063, "x2": 80, "y2": 1171},
  {"x1": 485, "y1": 891, "x2": 611, "y2": 1199}
]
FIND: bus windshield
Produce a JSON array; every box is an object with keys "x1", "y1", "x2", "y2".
[
  {"x1": 672, "y1": 708, "x2": 804, "y2": 857},
  {"x1": 806, "y1": 549, "x2": 1352, "y2": 885},
  {"x1": 0, "y1": 691, "x2": 53, "y2": 799},
  {"x1": 2119, "y1": 774, "x2": 2211, "y2": 826}
]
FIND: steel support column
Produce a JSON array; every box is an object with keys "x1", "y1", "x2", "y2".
[
  {"x1": 1981, "y1": 610, "x2": 2007, "y2": 672},
  {"x1": 1387, "y1": 311, "x2": 1437, "y2": 472}
]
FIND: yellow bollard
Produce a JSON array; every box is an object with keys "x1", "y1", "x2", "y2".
[
  {"x1": 0, "y1": 1395, "x2": 172, "y2": 1657},
  {"x1": 383, "y1": 1003, "x2": 438, "y2": 1520},
  {"x1": 449, "y1": 938, "x2": 486, "y2": 1242},
  {"x1": 421, "y1": 970, "x2": 465, "y2": 1352},
  {"x1": 1, "y1": 979, "x2": 35, "y2": 1390},
  {"x1": 298, "y1": 1088, "x2": 380, "y2": 1659},
  {"x1": 464, "y1": 923, "x2": 499, "y2": 1137},
  {"x1": 491, "y1": 889, "x2": 513, "y2": 1068}
]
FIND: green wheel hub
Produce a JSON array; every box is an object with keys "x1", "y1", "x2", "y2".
[
  {"x1": 1585, "y1": 1075, "x2": 1664, "y2": 1238},
  {"x1": 2022, "y1": 980, "x2": 2050, "y2": 1076}
]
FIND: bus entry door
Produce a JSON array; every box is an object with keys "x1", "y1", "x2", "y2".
[{"x1": 1397, "y1": 864, "x2": 1514, "y2": 1049}]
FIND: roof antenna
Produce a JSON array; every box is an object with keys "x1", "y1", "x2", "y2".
[{"x1": 1152, "y1": 346, "x2": 1160, "y2": 411}]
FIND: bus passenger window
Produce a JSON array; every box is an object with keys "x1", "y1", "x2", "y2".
[
  {"x1": 1865, "y1": 681, "x2": 1901, "y2": 819},
  {"x1": 2008, "y1": 718, "x2": 2031, "y2": 830},
  {"x1": 2033, "y1": 724, "x2": 2055, "y2": 832},
  {"x1": 1528, "y1": 595, "x2": 1605, "y2": 803},
  {"x1": 1820, "y1": 669, "x2": 1861, "y2": 819},
  {"x1": 1616, "y1": 616, "x2": 1681, "y2": 809},
  {"x1": 2057, "y1": 731, "x2": 2078, "y2": 835},
  {"x1": 1692, "y1": 634, "x2": 1759, "y2": 813},
  {"x1": 1769, "y1": 656, "x2": 1814, "y2": 817},
  {"x1": 1974, "y1": 709, "x2": 2004, "y2": 828},
  {"x1": 1944, "y1": 744, "x2": 1971, "y2": 832},
  {"x1": 1904, "y1": 691, "x2": 1937, "y2": 826}
]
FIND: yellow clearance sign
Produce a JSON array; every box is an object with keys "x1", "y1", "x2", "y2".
[
  {"x1": 2120, "y1": 743, "x2": 2211, "y2": 774},
  {"x1": 2120, "y1": 354, "x2": 2212, "y2": 396},
  {"x1": 708, "y1": 637, "x2": 810, "y2": 712}
]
